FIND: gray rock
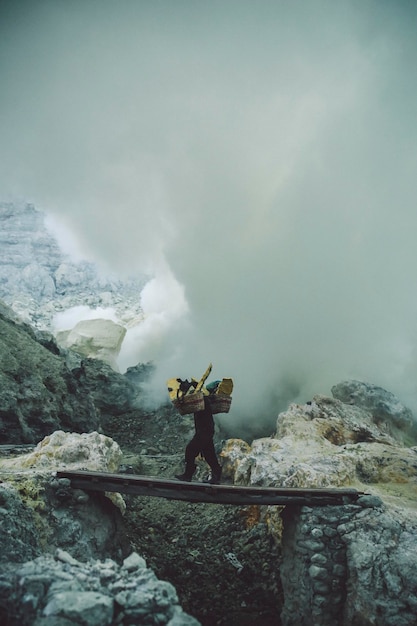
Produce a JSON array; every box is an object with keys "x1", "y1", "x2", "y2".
[
  {"x1": 310, "y1": 553, "x2": 328, "y2": 565},
  {"x1": 357, "y1": 494, "x2": 384, "y2": 508},
  {"x1": 0, "y1": 302, "x2": 99, "y2": 443},
  {"x1": 167, "y1": 607, "x2": 201, "y2": 625},
  {"x1": 0, "y1": 484, "x2": 41, "y2": 563},
  {"x1": 281, "y1": 501, "x2": 417, "y2": 626},
  {"x1": 0, "y1": 300, "x2": 155, "y2": 444},
  {"x1": 55, "y1": 549, "x2": 79, "y2": 567},
  {"x1": 0, "y1": 202, "x2": 147, "y2": 332},
  {"x1": 342, "y1": 509, "x2": 417, "y2": 626},
  {"x1": 43, "y1": 591, "x2": 114, "y2": 626},
  {"x1": 331, "y1": 380, "x2": 415, "y2": 435},
  {"x1": 0, "y1": 470, "x2": 128, "y2": 566},
  {"x1": 308, "y1": 565, "x2": 328, "y2": 580},
  {"x1": 0, "y1": 552, "x2": 200, "y2": 626},
  {"x1": 122, "y1": 551, "x2": 147, "y2": 572}
]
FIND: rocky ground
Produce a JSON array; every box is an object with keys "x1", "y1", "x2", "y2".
[{"x1": 101, "y1": 407, "x2": 283, "y2": 626}]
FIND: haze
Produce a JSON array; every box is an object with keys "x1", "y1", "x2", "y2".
[{"x1": 1, "y1": 0, "x2": 417, "y2": 431}]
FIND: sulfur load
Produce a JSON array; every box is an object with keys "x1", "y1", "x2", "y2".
[{"x1": 167, "y1": 363, "x2": 233, "y2": 415}]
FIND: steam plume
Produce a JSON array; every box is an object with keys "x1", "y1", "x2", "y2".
[{"x1": 1, "y1": 1, "x2": 417, "y2": 432}]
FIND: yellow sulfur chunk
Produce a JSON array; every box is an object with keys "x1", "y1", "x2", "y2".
[{"x1": 216, "y1": 378, "x2": 233, "y2": 396}]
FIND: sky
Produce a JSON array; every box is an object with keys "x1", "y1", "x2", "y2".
[{"x1": 1, "y1": 0, "x2": 417, "y2": 434}]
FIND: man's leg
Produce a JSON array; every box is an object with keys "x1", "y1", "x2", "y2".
[
  {"x1": 175, "y1": 435, "x2": 200, "y2": 481},
  {"x1": 201, "y1": 439, "x2": 222, "y2": 484}
]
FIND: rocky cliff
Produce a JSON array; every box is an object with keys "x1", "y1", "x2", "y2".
[
  {"x1": 0, "y1": 299, "x2": 152, "y2": 444},
  {"x1": 222, "y1": 386, "x2": 417, "y2": 625},
  {"x1": 0, "y1": 201, "x2": 146, "y2": 340}
]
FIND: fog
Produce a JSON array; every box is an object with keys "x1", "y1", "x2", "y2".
[{"x1": 1, "y1": 0, "x2": 417, "y2": 431}]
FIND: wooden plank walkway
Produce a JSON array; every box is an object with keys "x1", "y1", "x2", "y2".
[{"x1": 56, "y1": 470, "x2": 365, "y2": 506}]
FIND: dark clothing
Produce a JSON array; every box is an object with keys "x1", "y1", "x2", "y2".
[
  {"x1": 193, "y1": 398, "x2": 215, "y2": 437},
  {"x1": 182, "y1": 397, "x2": 222, "y2": 480}
]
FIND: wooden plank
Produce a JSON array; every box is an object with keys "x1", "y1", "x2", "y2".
[{"x1": 56, "y1": 470, "x2": 365, "y2": 506}]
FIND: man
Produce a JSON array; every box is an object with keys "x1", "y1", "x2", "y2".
[{"x1": 175, "y1": 395, "x2": 222, "y2": 484}]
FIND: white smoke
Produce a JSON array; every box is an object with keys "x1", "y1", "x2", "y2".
[
  {"x1": 52, "y1": 306, "x2": 119, "y2": 332},
  {"x1": 1, "y1": 1, "x2": 417, "y2": 429},
  {"x1": 118, "y1": 265, "x2": 189, "y2": 373}
]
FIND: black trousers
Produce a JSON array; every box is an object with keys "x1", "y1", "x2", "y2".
[{"x1": 184, "y1": 431, "x2": 222, "y2": 476}]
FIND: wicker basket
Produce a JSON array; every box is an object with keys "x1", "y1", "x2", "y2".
[
  {"x1": 208, "y1": 395, "x2": 232, "y2": 415},
  {"x1": 172, "y1": 391, "x2": 205, "y2": 415}
]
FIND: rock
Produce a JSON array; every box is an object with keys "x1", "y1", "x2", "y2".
[
  {"x1": 72, "y1": 357, "x2": 146, "y2": 415},
  {"x1": 280, "y1": 503, "x2": 417, "y2": 626},
  {"x1": 356, "y1": 494, "x2": 384, "y2": 508},
  {"x1": 1, "y1": 430, "x2": 126, "y2": 514},
  {"x1": 0, "y1": 552, "x2": 200, "y2": 626},
  {"x1": 43, "y1": 591, "x2": 114, "y2": 626},
  {"x1": 122, "y1": 552, "x2": 146, "y2": 572},
  {"x1": 222, "y1": 387, "x2": 417, "y2": 626},
  {"x1": 331, "y1": 380, "x2": 415, "y2": 439},
  {"x1": 6, "y1": 430, "x2": 122, "y2": 473},
  {"x1": 0, "y1": 300, "x2": 153, "y2": 444},
  {"x1": 55, "y1": 549, "x2": 79, "y2": 567},
  {"x1": 222, "y1": 395, "x2": 417, "y2": 490},
  {"x1": 342, "y1": 507, "x2": 417, "y2": 626},
  {"x1": 0, "y1": 302, "x2": 99, "y2": 443},
  {"x1": 0, "y1": 201, "x2": 147, "y2": 334},
  {"x1": 0, "y1": 429, "x2": 131, "y2": 566},
  {"x1": 22, "y1": 263, "x2": 56, "y2": 299},
  {"x1": 56, "y1": 319, "x2": 126, "y2": 371},
  {"x1": 167, "y1": 608, "x2": 203, "y2": 625},
  {"x1": 0, "y1": 483, "x2": 41, "y2": 563}
]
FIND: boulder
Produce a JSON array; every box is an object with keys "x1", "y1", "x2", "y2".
[
  {"x1": 0, "y1": 551, "x2": 200, "y2": 626},
  {"x1": 222, "y1": 395, "x2": 417, "y2": 490},
  {"x1": 56, "y1": 318, "x2": 126, "y2": 371},
  {"x1": 0, "y1": 431, "x2": 129, "y2": 565},
  {"x1": 1, "y1": 430, "x2": 125, "y2": 514},
  {"x1": 22, "y1": 263, "x2": 56, "y2": 299},
  {"x1": 331, "y1": 379, "x2": 415, "y2": 439},
  {"x1": 12, "y1": 430, "x2": 123, "y2": 473}
]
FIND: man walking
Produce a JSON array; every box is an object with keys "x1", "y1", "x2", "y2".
[{"x1": 175, "y1": 396, "x2": 222, "y2": 484}]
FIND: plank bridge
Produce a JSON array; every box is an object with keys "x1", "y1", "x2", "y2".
[{"x1": 56, "y1": 470, "x2": 365, "y2": 506}]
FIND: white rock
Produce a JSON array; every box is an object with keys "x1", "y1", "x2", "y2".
[
  {"x1": 56, "y1": 318, "x2": 126, "y2": 371},
  {"x1": 122, "y1": 552, "x2": 147, "y2": 572},
  {"x1": 55, "y1": 548, "x2": 79, "y2": 567},
  {"x1": 222, "y1": 394, "x2": 417, "y2": 494},
  {"x1": 16, "y1": 430, "x2": 122, "y2": 473},
  {"x1": 43, "y1": 590, "x2": 114, "y2": 625}
]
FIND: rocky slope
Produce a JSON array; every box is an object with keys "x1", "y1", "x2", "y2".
[
  {"x1": 222, "y1": 385, "x2": 417, "y2": 625},
  {"x1": 0, "y1": 299, "x2": 153, "y2": 444},
  {"x1": 0, "y1": 201, "x2": 146, "y2": 344}
]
